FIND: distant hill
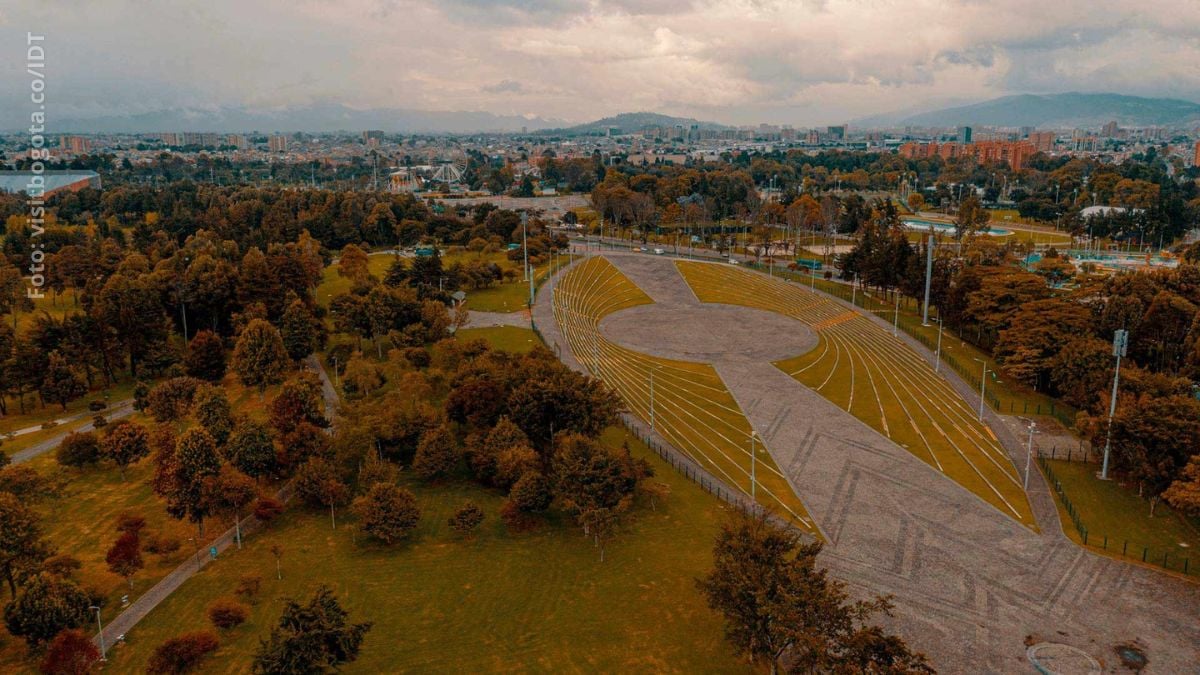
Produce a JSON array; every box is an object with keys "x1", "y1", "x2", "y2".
[
  {"x1": 14, "y1": 103, "x2": 564, "y2": 134},
  {"x1": 546, "y1": 112, "x2": 730, "y2": 136},
  {"x1": 886, "y1": 93, "x2": 1200, "y2": 129}
]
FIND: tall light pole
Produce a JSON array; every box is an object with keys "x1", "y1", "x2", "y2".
[
  {"x1": 892, "y1": 291, "x2": 900, "y2": 337},
  {"x1": 649, "y1": 366, "x2": 656, "y2": 432},
  {"x1": 934, "y1": 317, "x2": 944, "y2": 373},
  {"x1": 1100, "y1": 329, "x2": 1128, "y2": 480},
  {"x1": 521, "y1": 212, "x2": 529, "y2": 282},
  {"x1": 922, "y1": 231, "x2": 934, "y2": 325},
  {"x1": 973, "y1": 358, "x2": 997, "y2": 422},
  {"x1": 91, "y1": 606, "x2": 106, "y2": 661},
  {"x1": 750, "y1": 432, "x2": 758, "y2": 501},
  {"x1": 1024, "y1": 420, "x2": 1036, "y2": 490}
]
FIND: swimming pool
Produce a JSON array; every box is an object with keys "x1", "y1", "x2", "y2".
[{"x1": 902, "y1": 218, "x2": 1011, "y2": 237}]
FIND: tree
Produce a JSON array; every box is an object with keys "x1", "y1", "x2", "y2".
[
  {"x1": 351, "y1": 483, "x2": 421, "y2": 544},
  {"x1": 231, "y1": 319, "x2": 289, "y2": 394},
  {"x1": 226, "y1": 419, "x2": 279, "y2": 480},
  {"x1": 192, "y1": 385, "x2": 234, "y2": 446},
  {"x1": 146, "y1": 631, "x2": 220, "y2": 675},
  {"x1": 279, "y1": 298, "x2": 324, "y2": 361},
  {"x1": 337, "y1": 244, "x2": 371, "y2": 283},
  {"x1": 39, "y1": 628, "x2": 101, "y2": 675},
  {"x1": 448, "y1": 502, "x2": 484, "y2": 537},
  {"x1": 467, "y1": 417, "x2": 529, "y2": 483},
  {"x1": 56, "y1": 432, "x2": 101, "y2": 469},
  {"x1": 146, "y1": 376, "x2": 203, "y2": 422},
  {"x1": 412, "y1": 424, "x2": 458, "y2": 481},
  {"x1": 268, "y1": 371, "x2": 327, "y2": 434},
  {"x1": 207, "y1": 597, "x2": 250, "y2": 630},
  {"x1": 155, "y1": 428, "x2": 222, "y2": 533},
  {"x1": 101, "y1": 420, "x2": 150, "y2": 480},
  {"x1": 1106, "y1": 394, "x2": 1200, "y2": 514},
  {"x1": 994, "y1": 298, "x2": 1092, "y2": 390},
  {"x1": 1164, "y1": 456, "x2": 1200, "y2": 516},
  {"x1": 40, "y1": 352, "x2": 88, "y2": 411},
  {"x1": 183, "y1": 330, "x2": 227, "y2": 382},
  {"x1": 105, "y1": 531, "x2": 143, "y2": 589},
  {"x1": 201, "y1": 465, "x2": 259, "y2": 548},
  {"x1": 252, "y1": 586, "x2": 371, "y2": 674},
  {"x1": 954, "y1": 194, "x2": 990, "y2": 240},
  {"x1": 3, "y1": 573, "x2": 91, "y2": 647},
  {"x1": 697, "y1": 512, "x2": 930, "y2": 674},
  {"x1": 0, "y1": 491, "x2": 52, "y2": 597},
  {"x1": 295, "y1": 458, "x2": 350, "y2": 529},
  {"x1": 356, "y1": 452, "x2": 399, "y2": 491}
]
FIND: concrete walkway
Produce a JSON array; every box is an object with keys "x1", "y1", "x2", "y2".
[{"x1": 535, "y1": 251, "x2": 1200, "y2": 673}]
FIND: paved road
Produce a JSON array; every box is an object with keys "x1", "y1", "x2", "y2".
[
  {"x1": 10, "y1": 399, "x2": 136, "y2": 465},
  {"x1": 92, "y1": 356, "x2": 338, "y2": 652},
  {"x1": 465, "y1": 309, "x2": 531, "y2": 329},
  {"x1": 534, "y1": 251, "x2": 1200, "y2": 673}
]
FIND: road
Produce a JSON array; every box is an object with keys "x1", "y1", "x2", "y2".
[{"x1": 9, "y1": 399, "x2": 136, "y2": 465}]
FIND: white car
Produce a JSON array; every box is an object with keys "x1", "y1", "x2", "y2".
[
  {"x1": 653, "y1": 248, "x2": 665, "y2": 255},
  {"x1": 728, "y1": 258, "x2": 739, "y2": 265}
]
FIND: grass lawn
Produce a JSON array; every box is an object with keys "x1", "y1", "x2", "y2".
[
  {"x1": 679, "y1": 261, "x2": 1035, "y2": 529},
  {"x1": 455, "y1": 326, "x2": 539, "y2": 353},
  {"x1": 99, "y1": 427, "x2": 743, "y2": 673},
  {"x1": 553, "y1": 257, "x2": 814, "y2": 531},
  {"x1": 1041, "y1": 459, "x2": 1200, "y2": 576},
  {"x1": 0, "y1": 375, "x2": 283, "y2": 672},
  {"x1": 755, "y1": 264, "x2": 1072, "y2": 428}
]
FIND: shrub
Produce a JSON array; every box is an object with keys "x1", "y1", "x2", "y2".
[
  {"x1": 252, "y1": 496, "x2": 285, "y2": 522},
  {"x1": 55, "y1": 432, "x2": 100, "y2": 468},
  {"x1": 39, "y1": 628, "x2": 100, "y2": 675},
  {"x1": 448, "y1": 502, "x2": 485, "y2": 536},
  {"x1": 403, "y1": 347, "x2": 430, "y2": 368},
  {"x1": 145, "y1": 533, "x2": 182, "y2": 559},
  {"x1": 234, "y1": 574, "x2": 262, "y2": 603},
  {"x1": 146, "y1": 631, "x2": 219, "y2": 675},
  {"x1": 207, "y1": 597, "x2": 250, "y2": 630}
]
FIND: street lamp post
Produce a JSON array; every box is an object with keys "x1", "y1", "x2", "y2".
[
  {"x1": 91, "y1": 606, "x2": 106, "y2": 661},
  {"x1": 1100, "y1": 329, "x2": 1128, "y2": 480},
  {"x1": 750, "y1": 432, "x2": 758, "y2": 501},
  {"x1": 973, "y1": 358, "x2": 997, "y2": 422},
  {"x1": 922, "y1": 231, "x2": 934, "y2": 325},
  {"x1": 934, "y1": 317, "x2": 944, "y2": 373},
  {"x1": 1024, "y1": 421, "x2": 1036, "y2": 490},
  {"x1": 892, "y1": 291, "x2": 900, "y2": 337}
]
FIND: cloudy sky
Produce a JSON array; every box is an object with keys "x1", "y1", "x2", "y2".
[{"x1": 3, "y1": 0, "x2": 1200, "y2": 126}]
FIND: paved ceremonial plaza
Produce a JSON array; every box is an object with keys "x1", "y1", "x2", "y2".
[{"x1": 533, "y1": 250, "x2": 1200, "y2": 673}]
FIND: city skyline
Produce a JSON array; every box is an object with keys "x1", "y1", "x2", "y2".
[{"x1": 3, "y1": 0, "x2": 1200, "y2": 128}]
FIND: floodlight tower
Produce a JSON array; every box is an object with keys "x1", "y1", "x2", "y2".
[{"x1": 1099, "y1": 329, "x2": 1128, "y2": 480}]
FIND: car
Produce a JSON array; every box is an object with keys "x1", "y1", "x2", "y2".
[
  {"x1": 728, "y1": 258, "x2": 739, "y2": 264},
  {"x1": 653, "y1": 248, "x2": 665, "y2": 255},
  {"x1": 638, "y1": 246, "x2": 648, "y2": 252}
]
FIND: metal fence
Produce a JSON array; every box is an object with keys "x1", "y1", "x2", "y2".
[{"x1": 1038, "y1": 455, "x2": 1194, "y2": 577}]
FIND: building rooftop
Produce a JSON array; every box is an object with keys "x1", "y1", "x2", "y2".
[{"x1": 0, "y1": 170, "x2": 101, "y2": 195}]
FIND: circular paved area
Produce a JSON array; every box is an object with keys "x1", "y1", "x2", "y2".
[{"x1": 599, "y1": 303, "x2": 816, "y2": 363}]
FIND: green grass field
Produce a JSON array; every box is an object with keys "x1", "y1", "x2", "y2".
[
  {"x1": 455, "y1": 326, "x2": 539, "y2": 353},
  {"x1": 1042, "y1": 459, "x2": 1200, "y2": 576},
  {"x1": 553, "y1": 257, "x2": 813, "y2": 531},
  {"x1": 677, "y1": 261, "x2": 1035, "y2": 529},
  {"x1": 97, "y1": 427, "x2": 742, "y2": 673}
]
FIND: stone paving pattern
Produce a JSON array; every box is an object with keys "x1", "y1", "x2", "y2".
[{"x1": 533, "y1": 250, "x2": 1200, "y2": 673}]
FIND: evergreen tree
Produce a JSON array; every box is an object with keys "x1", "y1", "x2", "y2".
[
  {"x1": 252, "y1": 586, "x2": 372, "y2": 674},
  {"x1": 3, "y1": 574, "x2": 91, "y2": 647},
  {"x1": 183, "y1": 330, "x2": 227, "y2": 382}
]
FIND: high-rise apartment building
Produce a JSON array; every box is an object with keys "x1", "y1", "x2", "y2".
[
  {"x1": 957, "y1": 126, "x2": 973, "y2": 144},
  {"x1": 1102, "y1": 120, "x2": 1119, "y2": 137},
  {"x1": 268, "y1": 135, "x2": 288, "y2": 153},
  {"x1": 1194, "y1": 140, "x2": 1200, "y2": 167}
]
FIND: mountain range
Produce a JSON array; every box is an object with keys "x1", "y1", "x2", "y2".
[
  {"x1": 18, "y1": 103, "x2": 564, "y2": 134},
  {"x1": 541, "y1": 112, "x2": 730, "y2": 136},
  {"x1": 859, "y1": 93, "x2": 1200, "y2": 129}
]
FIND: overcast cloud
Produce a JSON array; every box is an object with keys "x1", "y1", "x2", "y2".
[{"x1": 2, "y1": 0, "x2": 1199, "y2": 126}]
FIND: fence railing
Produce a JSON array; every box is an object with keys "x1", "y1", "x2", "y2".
[{"x1": 1038, "y1": 455, "x2": 1194, "y2": 578}]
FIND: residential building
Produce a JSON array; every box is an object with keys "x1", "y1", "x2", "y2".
[
  {"x1": 957, "y1": 126, "x2": 973, "y2": 144},
  {"x1": 268, "y1": 135, "x2": 288, "y2": 153}
]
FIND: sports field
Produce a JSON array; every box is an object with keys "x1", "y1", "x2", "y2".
[
  {"x1": 675, "y1": 260, "x2": 1035, "y2": 528},
  {"x1": 552, "y1": 257, "x2": 813, "y2": 530}
]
